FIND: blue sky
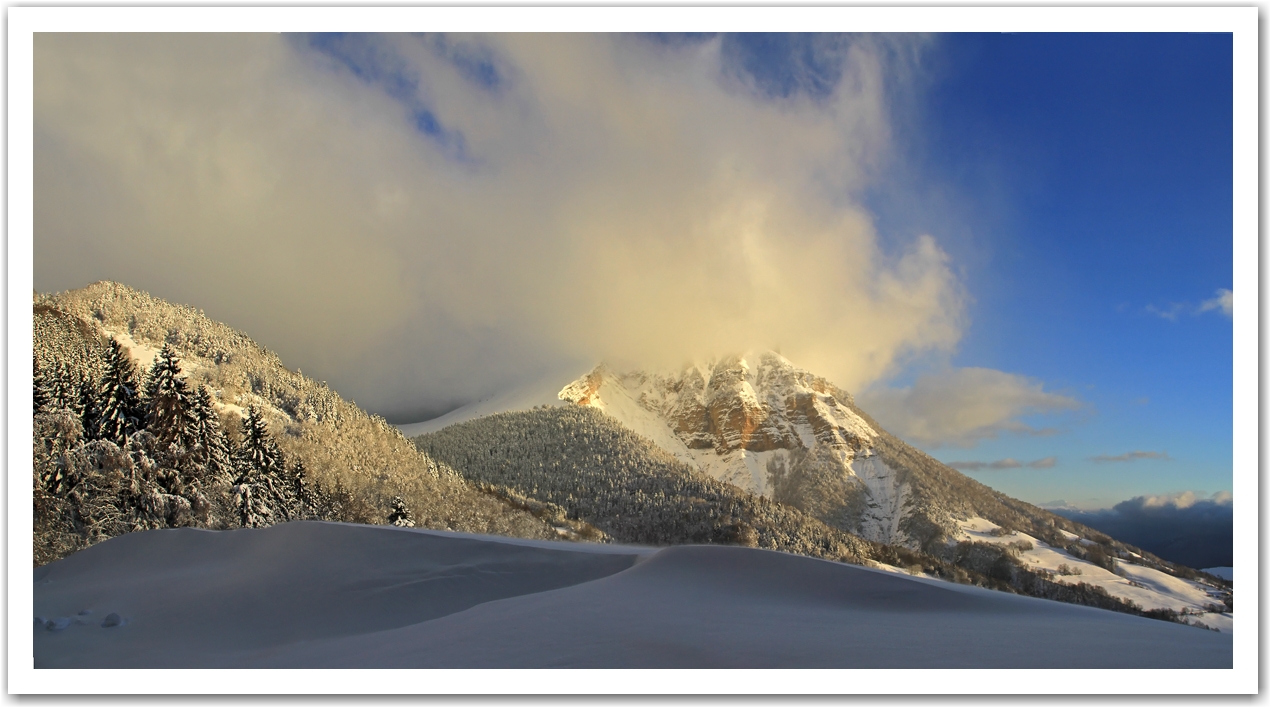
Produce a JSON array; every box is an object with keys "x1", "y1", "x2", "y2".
[
  {"x1": 33, "y1": 32, "x2": 1235, "y2": 514},
  {"x1": 863, "y1": 33, "x2": 1233, "y2": 509}
]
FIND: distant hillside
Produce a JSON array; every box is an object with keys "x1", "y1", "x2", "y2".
[
  {"x1": 418, "y1": 405, "x2": 876, "y2": 564},
  {"x1": 555, "y1": 355, "x2": 1216, "y2": 584}
]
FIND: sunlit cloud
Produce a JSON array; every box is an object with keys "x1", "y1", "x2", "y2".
[
  {"x1": 34, "y1": 33, "x2": 967, "y2": 421},
  {"x1": 858, "y1": 367, "x2": 1080, "y2": 448}
]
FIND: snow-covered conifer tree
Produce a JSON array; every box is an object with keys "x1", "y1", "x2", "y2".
[
  {"x1": 144, "y1": 344, "x2": 194, "y2": 452},
  {"x1": 387, "y1": 496, "x2": 415, "y2": 527},
  {"x1": 190, "y1": 385, "x2": 232, "y2": 483},
  {"x1": 33, "y1": 358, "x2": 50, "y2": 414},
  {"x1": 93, "y1": 339, "x2": 144, "y2": 445},
  {"x1": 232, "y1": 406, "x2": 290, "y2": 527},
  {"x1": 289, "y1": 458, "x2": 319, "y2": 520},
  {"x1": 48, "y1": 362, "x2": 77, "y2": 411},
  {"x1": 76, "y1": 371, "x2": 98, "y2": 431}
]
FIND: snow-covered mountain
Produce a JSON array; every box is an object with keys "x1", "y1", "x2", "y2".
[{"x1": 558, "y1": 352, "x2": 905, "y2": 543}]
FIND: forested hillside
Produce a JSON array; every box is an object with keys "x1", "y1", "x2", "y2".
[
  {"x1": 415, "y1": 406, "x2": 1202, "y2": 622},
  {"x1": 32, "y1": 282, "x2": 563, "y2": 565},
  {"x1": 419, "y1": 405, "x2": 876, "y2": 562}
]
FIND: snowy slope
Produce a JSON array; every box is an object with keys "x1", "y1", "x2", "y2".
[
  {"x1": 956, "y1": 517, "x2": 1232, "y2": 633},
  {"x1": 33, "y1": 522, "x2": 1231, "y2": 669},
  {"x1": 395, "y1": 364, "x2": 588, "y2": 438}
]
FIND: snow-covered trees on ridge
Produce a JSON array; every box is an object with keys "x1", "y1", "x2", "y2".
[
  {"x1": 32, "y1": 343, "x2": 333, "y2": 563},
  {"x1": 33, "y1": 283, "x2": 562, "y2": 565}
]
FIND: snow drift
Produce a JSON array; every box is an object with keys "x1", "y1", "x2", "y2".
[{"x1": 33, "y1": 522, "x2": 1230, "y2": 669}]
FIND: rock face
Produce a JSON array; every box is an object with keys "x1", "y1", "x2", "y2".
[{"x1": 559, "y1": 352, "x2": 910, "y2": 545}]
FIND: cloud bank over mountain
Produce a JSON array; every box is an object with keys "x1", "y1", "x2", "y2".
[{"x1": 34, "y1": 33, "x2": 969, "y2": 421}]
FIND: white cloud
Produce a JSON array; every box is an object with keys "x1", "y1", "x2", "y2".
[
  {"x1": 857, "y1": 367, "x2": 1080, "y2": 448},
  {"x1": 1146, "y1": 288, "x2": 1231, "y2": 321},
  {"x1": 1118, "y1": 490, "x2": 1231, "y2": 511},
  {"x1": 34, "y1": 33, "x2": 965, "y2": 421},
  {"x1": 1198, "y1": 288, "x2": 1233, "y2": 317}
]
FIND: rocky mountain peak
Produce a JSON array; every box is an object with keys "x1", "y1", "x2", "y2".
[{"x1": 562, "y1": 351, "x2": 875, "y2": 460}]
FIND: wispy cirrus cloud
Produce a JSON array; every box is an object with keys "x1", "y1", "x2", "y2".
[
  {"x1": 947, "y1": 456, "x2": 1057, "y2": 471},
  {"x1": 1090, "y1": 450, "x2": 1169, "y2": 463}
]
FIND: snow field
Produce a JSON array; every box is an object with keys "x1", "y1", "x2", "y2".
[{"x1": 34, "y1": 522, "x2": 1231, "y2": 669}]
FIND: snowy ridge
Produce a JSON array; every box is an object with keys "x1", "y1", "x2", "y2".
[{"x1": 396, "y1": 364, "x2": 588, "y2": 438}]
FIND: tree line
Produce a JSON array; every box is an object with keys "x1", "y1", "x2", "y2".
[{"x1": 32, "y1": 339, "x2": 393, "y2": 565}]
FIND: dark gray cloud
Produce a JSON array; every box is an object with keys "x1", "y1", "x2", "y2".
[
  {"x1": 1090, "y1": 450, "x2": 1169, "y2": 463},
  {"x1": 1054, "y1": 491, "x2": 1232, "y2": 570}
]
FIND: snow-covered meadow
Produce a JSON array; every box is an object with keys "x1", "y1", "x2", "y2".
[{"x1": 34, "y1": 521, "x2": 1231, "y2": 668}]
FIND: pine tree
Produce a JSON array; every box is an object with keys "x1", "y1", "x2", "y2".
[
  {"x1": 232, "y1": 406, "x2": 290, "y2": 527},
  {"x1": 33, "y1": 357, "x2": 50, "y2": 414},
  {"x1": 190, "y1": 385, "x2": 232, "y2": 484},
  {"x1": 48, "y1": 362, "x2": 76, "y2": 411},
  {"x1": 94, "y1": 339, "x2": 144, "y2": 445},
  {"x1": 76, "y1": 371, "x2": 98, "y2": 432},
  {"x1": 387, "y1": 496, "x2": 415, "y2": 527},
  {"x1": 144, "y1": 344, "x2": 194, "y2": 452},
  {"x1": 289, "y1": 458, "x2": 319, "y2": 520}
]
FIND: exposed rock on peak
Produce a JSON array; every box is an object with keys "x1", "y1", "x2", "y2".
[{"x1": 559, "y1": 351, "x2": 905, "y2": 545}]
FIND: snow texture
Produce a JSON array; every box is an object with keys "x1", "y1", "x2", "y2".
[{"x1": 34, "y1": 521, "x2": 1230, "y2": 668}]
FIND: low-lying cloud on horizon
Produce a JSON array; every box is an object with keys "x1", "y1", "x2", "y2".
[
  {"x1": 34, "y1": 33, "x2": 976, "y2": 422},
  {"x1": 1055, "y1": 491, "x2": 1232, "y2": 570}
]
